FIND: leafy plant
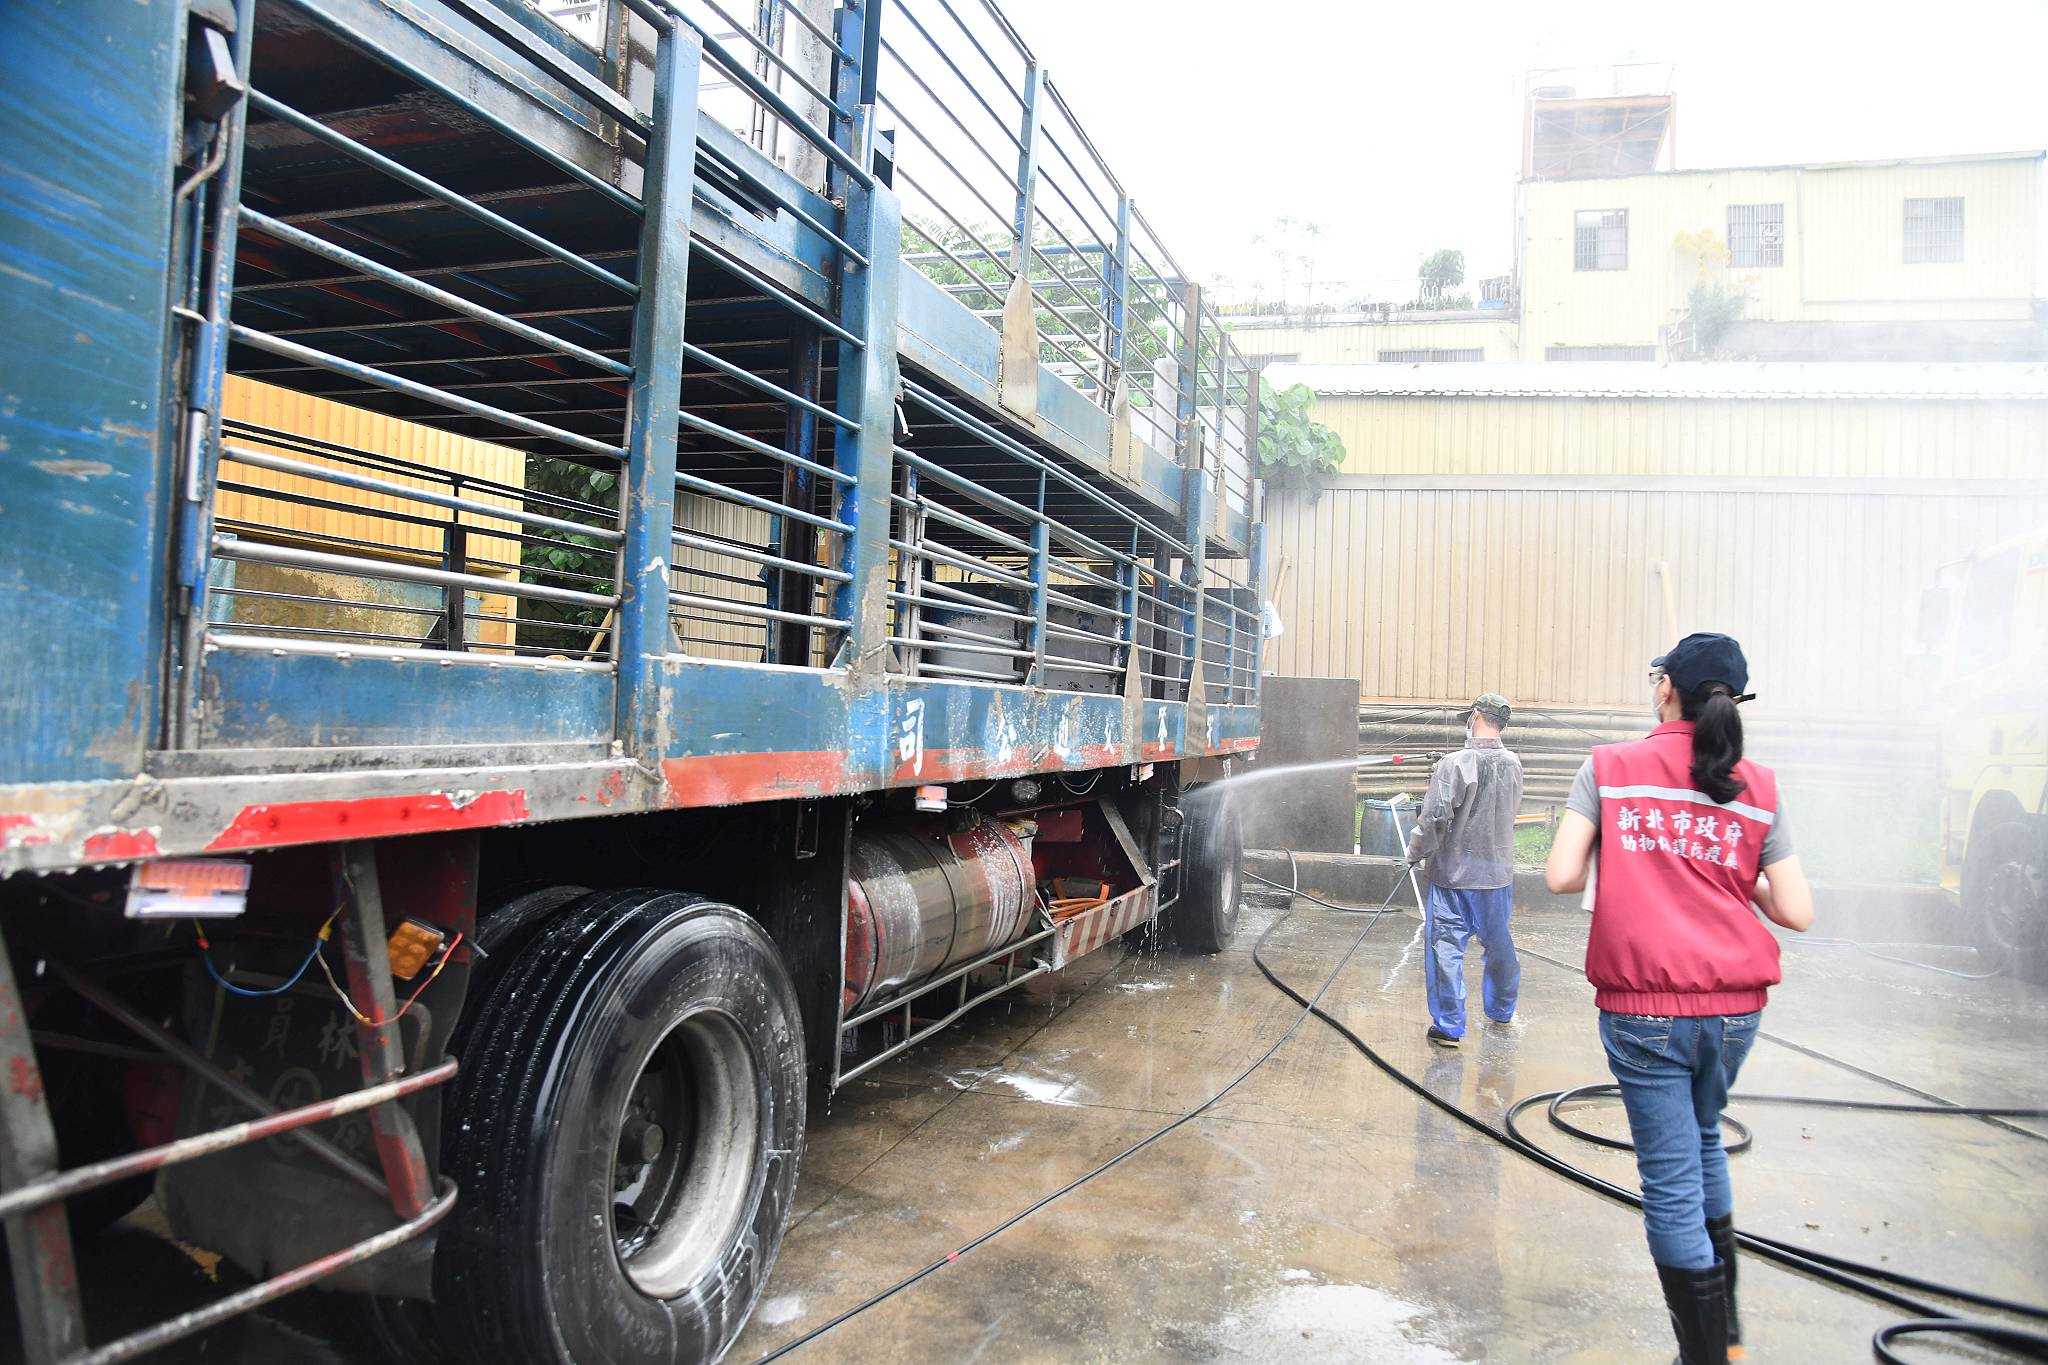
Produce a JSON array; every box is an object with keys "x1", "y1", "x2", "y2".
[
  {"x1": 1672, "y1": 229, "x2": 1747, "y2": 356},
  {"x1": 1256, "y1": 379, "x2": 1345, "y2": 500},
  {"x1": 1416, "y1": 248, "x2": 1466, "y2": 307},
  {"x1": 519, "y1": 456, "x2": 619, "y2": 651}
]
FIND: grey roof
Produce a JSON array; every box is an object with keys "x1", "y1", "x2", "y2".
[{"x1": 1264, "y1": 361, "x2": 2048, "y2": 402}]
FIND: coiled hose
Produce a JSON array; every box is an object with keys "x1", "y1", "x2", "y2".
[{"x1": 1241, "y1": 871, "x2": 2048, "y2": 1363}]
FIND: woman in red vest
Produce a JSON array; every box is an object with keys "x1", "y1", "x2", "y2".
[{"x1": 1545, "y1": 633, "x2": 1814, "y2": 1365}]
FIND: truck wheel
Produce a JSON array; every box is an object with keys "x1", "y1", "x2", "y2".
[
  {"x1": 433, "y1": 889, "x2": 805, "y2": 1363},
  {"x1": 1171, "y1": 789, "x2": 1243, "y2": 953},
  {"x1": 1963, "y1": 818, "x2": 2047, "y2": 980}
]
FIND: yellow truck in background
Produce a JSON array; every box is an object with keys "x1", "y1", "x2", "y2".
[{"x1": 1919, "y1": 527, "x2": 2048, "y2": 979}]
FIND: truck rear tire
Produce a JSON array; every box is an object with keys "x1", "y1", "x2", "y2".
[
  {"x1": 432, "y1": 889, "x2": 805, "y2": 1363},
  {"x1": 1963, "y1": 817, "x2": 2047, "y2": 980},
  {"x1": 1171, "y1": 789, "x2": 1243, "y2": 953}
]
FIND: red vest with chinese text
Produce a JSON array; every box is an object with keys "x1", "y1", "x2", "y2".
[{"x1": 1587, "y1": 722, "x2": 1782, "y2": 1016}]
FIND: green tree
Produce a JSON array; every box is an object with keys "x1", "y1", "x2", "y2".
[
  {"x1": 1256, "y1": 379, "x2": 1344, "y2": 500},
  {"x1": 1416, "y1": 248, "x2": 1466, "y2": 308}
]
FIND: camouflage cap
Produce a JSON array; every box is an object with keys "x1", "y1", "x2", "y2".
[{"x1": 1466, "y1": 692, "x2": 1512, "y2": 725}]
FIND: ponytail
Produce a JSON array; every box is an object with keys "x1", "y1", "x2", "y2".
[{"x1": 1681, "y1": 685, "x2": 1746, "y2": 803}]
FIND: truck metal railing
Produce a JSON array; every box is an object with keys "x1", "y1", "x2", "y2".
[
  {"x1": 890, "y1": 378, "x2": 1216, "y2": 698},
  {"x1": 207, "y1": 421, "x2": 622, "y2": 661},
  {"x1": 875, "y1": 0, "x2": 1259, "y2": 500}
]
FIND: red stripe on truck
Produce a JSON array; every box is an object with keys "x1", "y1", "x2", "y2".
[{"x1": 206, "y1": 790, "x2": 530, "y2": 851}]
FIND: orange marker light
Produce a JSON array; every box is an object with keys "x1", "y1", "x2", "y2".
[{"x1": 387, "y1": 919, "x2": 447, "y2": 981}]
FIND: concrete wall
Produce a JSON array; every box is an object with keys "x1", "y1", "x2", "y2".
[{"x1": 1519, "y1": 153, "x2": 2043, "y2": 356}]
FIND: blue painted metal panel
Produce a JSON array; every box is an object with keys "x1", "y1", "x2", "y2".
[
  {"x1": 617, "y1": 25, "x2": 700, "y2": 760},
  {"x1": 204, "y1": 652, "x2": 614, "y2": 749},
  {"x1": 654, "y1": 659, "x2": 1259, "y2": 808},
  {"x1": 894, "y1": 267, "x2": 1187, "y2": 522},
  {"x1": 0, "y1": 0, "x2": 183, "y2": 782}
]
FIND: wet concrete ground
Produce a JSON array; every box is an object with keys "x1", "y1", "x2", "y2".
[{"x1": 23, "y1": 888, "x2": 2048, "y2": 1363}]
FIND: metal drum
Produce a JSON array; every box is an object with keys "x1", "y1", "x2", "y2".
[{"x1": 843, "y1": 820, "x2": 1036, "y2": 1012}]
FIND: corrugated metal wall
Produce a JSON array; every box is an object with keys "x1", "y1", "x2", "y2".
[
  {"x1": 1317, "y1": 393, "x2": 2048, "y2": 478},
  {"x1": 218, "y1": 376, "x2": 526, "y2": 648},
  {"x1": 1264, "y1": 394, "x2": 2048, "y2": 716}
]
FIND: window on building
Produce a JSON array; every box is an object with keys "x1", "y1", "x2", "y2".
[
  {"x1": 1377, "y1": 348, "x2": 1484, "y2": 363},
  {"x1": 1727, "y1": 203, "x2": 1784, "y2": 267},
  {"x1": 1546, "y1": 344, "x2": 1657, "y2": 362},
  {"x1": 1574, "y1": 209, "x2": 1628, "y2": 270},
  {"x1": 1903, "y1": 197, "x2": 1964, "y2": 264}
]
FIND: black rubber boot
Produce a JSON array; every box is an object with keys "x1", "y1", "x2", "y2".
[
  {"x1": 1656, "y1": 1261, "x2": 1729, "y2": 1365},
  {"x1": 1706, "y1": 1214, "x2": 1744, "y2": 1359}
]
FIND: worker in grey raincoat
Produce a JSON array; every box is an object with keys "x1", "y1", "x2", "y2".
[{"x1": 1405, "y1": 693, "x2": 1525, "y2": 1047}]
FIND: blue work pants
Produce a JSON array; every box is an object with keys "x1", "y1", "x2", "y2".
[
  {"x1": 1421, "y1": 882, "x2": 1518, "y2": 1038},
  {"x1": 1599, "y1": 1010, "x2": 1762, "y2": 1269}
]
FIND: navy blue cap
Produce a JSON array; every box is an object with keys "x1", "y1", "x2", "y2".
[{"x1": 1652, "y1": 632, "x2": 1753, "y2": 700}]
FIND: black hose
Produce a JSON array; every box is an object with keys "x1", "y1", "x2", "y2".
[
  {"x1": 745, "y1": 877, "x2": 1407, "y2": 1363},
  {"x1": 1512, "y1": 941, "x2": 2048, "y2": 1148},
  {"x1": 1244, "y1": 892, "x2": 2048, "y2": 1360}
]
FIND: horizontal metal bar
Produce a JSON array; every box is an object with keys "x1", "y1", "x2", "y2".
[
  {"x1": 682, "y1": 340, "x2": 858, "y2": 430},
  {"x1": 222, "y1": 445, "x2": 622, "y2": 542},
  {"x1": 668, "y1": 590, "x2": 847, "y2": 631},
  {"x1": 770, "y1": 0, "x2": 852, "y2": 56},
  {"x1": 890, "y1": 584, "x2": 1033, "y2": 625},
  {"x1": 882, "y1": 2, "x2": 1024, "y2": 155},
  {"x1": 207, "y1": 621, "x2": 456, "y2": 649},
  {"x1": 694, "y1": 239, "x2": 863, "y2": 346},
  {"x1": 211, "y1": 584, "x2": 443, "y2": 618},
  {"x1": 428, "y1": 0, "x2": 648, "y2": 130},
  {"x1": 842, "y1": 923, "x2": 1057, "y2": 1030},
  {"x1": 661, "y1": 4, "x2": 874, "y2": 187},
  {"x1": 891, "y1": 448, "x2": 1041, "y2": 537},
  {"x1": 915, "y1": 659, "x2": 1021, "y2": 683},
  {"x1": 889, "y1": 635, "x2": 1028, "y2": 661},
  {"x1": 230, "y1": 325, "x2": 628, "y2": 460},
  {"x1": 677, "y1": 406, "x2": 853, "y2": 483},
  {"x1": 207, "y1": 631, "x2": 616, "y2": 670},
  {"x1": 891, "y1": 538, "x2": 1032, "y2": 590},
  {"x1": 673, "y1": 528, "x2": 849, "y2": 581},
  {"x1": 246, "y1": 90, "x2": 637, "y2": 296},
  {"x1": 696, "y1": 0, "x2": 850, "y2": 114},
  {"x1": 900, "y1": 384, "x2": 1190, "y2": 559},
  {"x1": 0, "y1": 1061, "x2": 457, "y2": 1220},
  {"x1": 239, "y1": 209, "x2": 631, "y2": 377},
  {"x1": 213, "y1": 535, "x2": 615, "y2": 610},
  {"x1": 283, "y1": 0, "x2": 646, "y2": 208},
  {"x1": 1043, "y1": 654, "x2": 1122, "y2": 676},
  {"x1": 674, "y1": 469, "x2": 852, "y2": 534},
  {"x1": 837, "y1": 956, "x2": 1054, "y2": 1083},
  {"x1": 890, "y1": 493, "x2": 1033, "y2": 557},
  {"x1": 1043, "y1": 620, "x2": 1116, "y2": 647},
  {"x1": 914, "y1": 618, "x2": 1022, "y2": 650},
  {"x1": 72, "y1": 1181, "x2": 457, "y2": 1365}
]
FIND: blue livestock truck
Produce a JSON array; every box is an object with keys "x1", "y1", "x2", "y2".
[{"x1": 0, "y1": 0, "x2": 1264, "y2": 1358}]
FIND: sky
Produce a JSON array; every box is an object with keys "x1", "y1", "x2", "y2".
[{"x1": 998, "y1": 0, "x2": 2048, "y2": 308}]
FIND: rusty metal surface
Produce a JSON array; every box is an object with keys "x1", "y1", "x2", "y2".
[
  {"x1": 51, "y1": 966, "x2": 390, "y2": 1200},
  {"x1": 0, "y1": 929, "x2": 87, "y2": 1365},
  {"x1": 336, "y1": 845, "x2": 435, "y2": 1220},
  {"x1": 0, "y1": 1060, "x2": 455, "y2": 1223},
  {"x1": 72, "y1": 1178, "x2": 457, "y2": 1365}
]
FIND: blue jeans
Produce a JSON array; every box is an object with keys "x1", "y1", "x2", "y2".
[
  {"x1": 1600, "y1": 1010, "x2": 1762, "y2": 1269},
  {"x1": 1422, "y1": 883, "x2": 1518, "y2": 1038}
]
